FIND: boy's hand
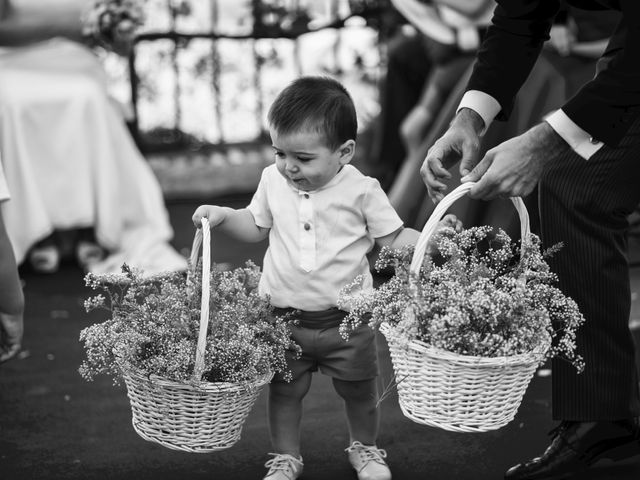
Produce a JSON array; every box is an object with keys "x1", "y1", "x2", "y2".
[
  {"x1": 438, "y1": 213, "x2": 463, "y2": 233},
  {"x1": 192, "y1": 205, "x2": 227, "y2": 229},
  {"x1": 426, "y1": 214, "x2": 463, "y2": 255}
]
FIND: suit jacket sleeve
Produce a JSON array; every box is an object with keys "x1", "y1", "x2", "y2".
[
  {"x1": 466, "y1": 0, "x2": 561, "y2": 122},
  {"x1": 563, "y1": 3, "x2": 640, "y2": 146},
  {"x1": 467, "y1": 0, "x2": 640, "y2": 147}
]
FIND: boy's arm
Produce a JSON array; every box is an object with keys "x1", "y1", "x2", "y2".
[
  {"x1": 375, "y1": 227, "x2": 421, "y2": 250},
  {"x1": 374, "y1": 214, "x2": 463, "y2": 251},
  {"x1": 193, "y1": 206, "x2": 269, "y2": 243}
]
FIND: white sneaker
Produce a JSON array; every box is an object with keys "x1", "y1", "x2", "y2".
[
  {"x1": 346, "y1": 441, "x2": 391, "y2": 480},
  {"x1": 263, "y1": 453, "x2": 304, "y2": 480}
]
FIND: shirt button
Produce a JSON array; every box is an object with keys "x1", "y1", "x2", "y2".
[
  {"x1": 589, "y1": 136, "x2": 599, "y2": 144},
  {"x1": 303, "y1": 193, "x2": 309, "y2": 199},
  {"x1": 304, "y1": 223, "x2": 311, "y2": 231}
]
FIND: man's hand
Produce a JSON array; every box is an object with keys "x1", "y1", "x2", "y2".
[
  {"x1": 421, "y1": 108, "x2": 484, "y2": 203},
  {"x1": 460, "y1": 122, "x2": 567, "y2": 199},
  {"x1": 0, "y1": 312, "x2": 23, "y2": 363}
]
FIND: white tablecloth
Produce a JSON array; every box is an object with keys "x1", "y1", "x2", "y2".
[{"x1": 0, "y1": 38, "x2": 187, "y2": 275}]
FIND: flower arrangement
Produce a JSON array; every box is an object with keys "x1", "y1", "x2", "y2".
[
  {"x1": 81, "y1": 0, "x2": 146, "y2": 56},
  {"x1": 339, "y1": 226, "x2": 585, "y2": 371},
  {"x1": 80, "y1": 261, "x2": 298, "y2": 386}
]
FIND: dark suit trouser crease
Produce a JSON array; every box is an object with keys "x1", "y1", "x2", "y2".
[{"x1": 539, "y1": 116, "x2": 640, "y2": 421}]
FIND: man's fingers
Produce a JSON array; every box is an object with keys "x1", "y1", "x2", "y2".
[
  {"x1": 421, "y1": 147, "x2": 442, "y2": 181},
  {"x1": 426, "y1": 180, "x2": 447, "y2": 204},
  {"x1": 469, "y1": 176, "x2": 498, "y2": 200},
  {"x1": 432, "y1": 191, "x2": 445, "y2": 204},
  {"x1": 460, "y1": 157, "x2": 486, "y2": 182},
  {"x1": 424, "y1": 142, "x2": 450, "y2": 175},
  {"x1": 430, "y1": 162, "x2": 451, "y2": 180},
  {"x1": 469, "y1": 170, "x2": 514, "y2": 200},
  {"x1": 458, "y1": 138, "x2": 480, "y2": 178},
  {"x1": 460, "y1": 153, "x2": 506, "y2": 199},
  {"x1": 422, "y1": 146, "x2": 453, "y2": 204},
  {"x1": 461, "y1": 152, "x2": 492, "y2": 184}
]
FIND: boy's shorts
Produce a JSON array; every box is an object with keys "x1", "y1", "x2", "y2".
[{"x1": 272, "y1": 307, "x2": 378, "y2": 383}]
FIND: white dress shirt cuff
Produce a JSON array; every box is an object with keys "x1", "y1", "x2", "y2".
[
  {"x1": 457, "y1": 90, "x2": 501, "y2": 135},
  {"x1": 544, "y1": 109, "x2": 604, "y2": 160}
]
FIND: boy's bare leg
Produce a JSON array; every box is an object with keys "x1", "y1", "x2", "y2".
[
  {"x1": 268, "y1": 371, "x2": 313, "y2": 457},
  {"x1": 333, "y1": 377, "x2": 379, "y2": 444}
]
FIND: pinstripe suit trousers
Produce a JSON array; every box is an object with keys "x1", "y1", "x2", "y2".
[{"x1": 539, "y1": 116, "x2": 640, "y2": 420}]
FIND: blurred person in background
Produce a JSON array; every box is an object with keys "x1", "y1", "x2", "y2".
[
  {"x1": 0, "y1": 0, "x2": 187, "y2": 275},
  {"x1": 366, "y1": 0, "x2": 494, "y2": 191},
  {"x1": 0, "y1": 154, "x2": 23, "y2": 364}
]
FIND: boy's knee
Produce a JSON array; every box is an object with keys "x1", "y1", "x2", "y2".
[
  {"x1": 333, "y1": 377, "x2": 377, "y2": 402},
  {"x1": 270, "y1": 372, "x2": 312, "y2": 401}
]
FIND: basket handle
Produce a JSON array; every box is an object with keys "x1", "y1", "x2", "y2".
[
  {"x1": 410, "y1": 182, "x2": 531, "y2": 275},
  {"x1": 188, "y1": 217, "x2": 212, "y2": 381}
]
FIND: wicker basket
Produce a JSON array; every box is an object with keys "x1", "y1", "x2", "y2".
[
  {"x1": 380, "y1": 182, "x2": 549, "y2": 433},
  {"x1": 120, "y1": 218, "x2": 272, "y2": 452}
]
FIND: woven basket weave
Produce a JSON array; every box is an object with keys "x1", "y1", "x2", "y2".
[
  {"x1": 120, "y1": 218, "x2": 272, "y2": 452},
  {"x1": 381, "y1": 182, "x2": 549, "y2": 433}
]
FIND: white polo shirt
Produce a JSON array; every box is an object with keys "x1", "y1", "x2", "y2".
[{"x1": 247, "y1": 164, "x2": 403, "y2": 311}]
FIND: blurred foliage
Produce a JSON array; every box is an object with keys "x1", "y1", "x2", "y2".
[{"x1": 104, "y1": 0, "x2": 386, "y2": 151}]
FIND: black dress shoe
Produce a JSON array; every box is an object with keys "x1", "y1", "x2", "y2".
[{"x1": 505, "y1": 419, "x2": 640, "y2": 480}]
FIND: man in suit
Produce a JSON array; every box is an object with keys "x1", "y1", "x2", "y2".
[{"x1": 421, "y1": 1, "x2": 640, "y2": 479}]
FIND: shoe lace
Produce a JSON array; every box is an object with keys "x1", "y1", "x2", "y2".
[
  {"x1": 345, "y1": 441, "x2": 388, "y2": 465},
  {"x1": 264, "y1": 453, "x2": 301, "y2": 476}
]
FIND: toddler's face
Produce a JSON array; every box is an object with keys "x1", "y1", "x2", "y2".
[{"x1": 271, "y1": 128, "x2": 351, "y2": 191}]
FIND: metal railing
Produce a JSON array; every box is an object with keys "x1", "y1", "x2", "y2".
[{"x1": 127, "y1": 0, "x2": 389, "y2": 152}]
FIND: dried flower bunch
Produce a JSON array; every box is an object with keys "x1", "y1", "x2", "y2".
[
  {"x1": 339, "y1": 226, "x2": 585, "y2": 371},
  {"x1": 81, "y1": 0, "x2": 146, "y2": 55},
  {"x1": 80, "y1": 261, "x2": 298, "y2": 385}
]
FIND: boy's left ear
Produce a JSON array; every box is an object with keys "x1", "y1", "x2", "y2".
[{"x1": 338, "y1": 139, "x2": 356, "y2": 165}]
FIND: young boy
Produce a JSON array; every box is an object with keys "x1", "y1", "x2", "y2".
[{"x1": 193, "y1": 76, "x2": 460, "y2": 480}]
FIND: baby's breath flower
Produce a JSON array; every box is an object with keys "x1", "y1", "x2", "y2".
[
  {"x1": 79, "y1": 261, "x2": 297, "y2": 385},
  {"x1": 339, "y1": 227, "x2": 585, "y2": 371}
]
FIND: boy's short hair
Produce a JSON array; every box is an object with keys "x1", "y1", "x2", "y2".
[{"x1": 267, "y1": 76, "x2": 358, "y2": 150}]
